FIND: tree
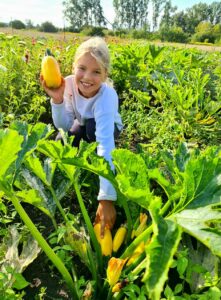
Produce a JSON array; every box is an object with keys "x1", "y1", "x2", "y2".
[
  {"x1": 159, "y1": 0, "x2": 177, "y2": 29},
  {"x1": 10, "y1": 20, "x2": 26, "y2": 29},
  {"x1": 25, "y1": 19, "x2": 35, "y2": 29},
  {"x1": 151, "y1": 0, "x2": 167, "y2": 30},
  {"x1": 192, "y1": 21, "x2": 215, "y2": 43},
  {"x1": 171, "y1": 11, "x2": 189, "y2": 33},
  {"x1": 213, "y1": 23, "x2": 221, "y2": 34},
  {"x1": 213, "y1": 23, "x2": 221, "y2": 42},
  {"x1": 63, "y1": 0, "x2": 106, "y2": 31},
  {"x1": 39, "y1": 22, "x2": 58, "y2": 33},
  {"x1": 0, "y1": 22, "x2": 8, "y2": 27},
  {"x1": 208, "y1": 1, "x2": 221, "y2": 25},
  {"x1": 113, "y1": 0, "x2": 149, "y2": 29},
  {"x1": 171, "y1": 2, "x2": 212, "y2": 35},
  {"x1": 195, "y1": 21, "x2": 212, "y2": 34},
  {"x1": 185, "y1": 3, "x2": 209, "y2": 34},
  {"x1": 159, "y1": 26, "x2": 188, "y2": 43}
]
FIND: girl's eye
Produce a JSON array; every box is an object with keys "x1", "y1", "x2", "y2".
[
  {"x1": 94, "y1": 70, "x2": 101, "y2": 74},
  {"x1": 78, "y1": 66, "x2": 85, "y2": 71}
]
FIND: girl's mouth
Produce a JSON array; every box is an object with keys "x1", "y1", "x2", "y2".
[{"x1": 80, "y1": 81, "x2": 93, "y2": 88}]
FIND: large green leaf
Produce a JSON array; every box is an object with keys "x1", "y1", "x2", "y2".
[
  {"x1": 173, "y1": 204, "x2": 221, "y2": 257},
  {"x1": 185, "y1": 148, "x2": 221, "y2": 209},
  {"x1": 16, "y1": 189, "x2": 52, "y2": 217},
  {"x1": 43, "y1": 158, "x2": 57, "y2": 185},
  {"x1": 0, "y1": 129, "x2": 23, "y2": 184},
  {"x1": 38, "y1": 140, "x2": 115, "y2": 183},
  {"x1": 0, "y1": 123, "x2": 52, "y2": 192},
  {"x1": 10, "y1": 121, "x2": 53, "y2": 172},
  {"x1": 148, "y1": 168, "x2": 176, "y2": 200},
  {"x1": 174, "y1": 142, "x2": 191, "y2": 173},
  {"x1": 25, "y1": 155, "x2": 49, "y2": 186},
  {"x1": 112, "y1": 149, "x2": 151, "y2": 209},
  {"x1": 174, "y1": 146, "x2": 221, "y2": 211},
  {"x1": 143, "y1": 198, "x2": 182, "y2": 300},
  {"x1": 148, "y1": 44, "x2": 165, "y2": 61},
  {"x1": 37, "y1": 139, "x2": 78, "y2": 180},
  {"x1": 153, "y1": 145, "x2": 221, "y2": 214},
  {"x1": 20, "y1": 168, "x2": 56, "y2": 215},
  {"x1": 16, "y1": 157, "x2": 72, "y2": 216},
  {"x1": 184, "y1": 239, "x2": 220, "y2": 293}
]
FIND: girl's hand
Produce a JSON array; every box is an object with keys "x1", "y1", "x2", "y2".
[
  {"x1": 40, "y1": 74, "x2": 65, "y2": 104},
  {"x1": 95, "y1": 200, "x2": 116, "y2": 238}
]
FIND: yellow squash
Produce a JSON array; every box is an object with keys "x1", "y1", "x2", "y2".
[
  {"x1": 94, "y1": 223, "x2": 112, "y2": 256},
  {"x1": 113, "y1": 225, "x2": 127, "y2": 252},
  {"x1": 126, "y1": 241, "x2": 145, "y2": 266},
  {"x1": 41, "y1": 49, "x2": 62, "y2": 88}
]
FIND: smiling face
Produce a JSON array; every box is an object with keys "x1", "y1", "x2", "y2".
[{"x1": 74, "y1": 52, "x2": 107, "y2": 98}]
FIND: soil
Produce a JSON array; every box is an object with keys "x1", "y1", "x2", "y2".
[
  {"x1": 23, "y1": 253, "x2": 71, "y2": 300},
  {"x1": 20, "y1": 203, "x2": 73, "y2": 300},
  {"x1": 19, "y1": 180, "x2": 97, "y2": 300}
]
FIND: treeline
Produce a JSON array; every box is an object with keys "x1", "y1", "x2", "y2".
[
  {"x1": 0, "y1": 20, "x2": 60, "y2": 33},
  {"x1": 62, "y1": 0, "x2": 221, "y2": 43},
  {"x1": 1, "y1": 0, "x2": 221, "y2": 44}
]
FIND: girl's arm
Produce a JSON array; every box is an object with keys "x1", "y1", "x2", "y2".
[
  {"x1": 94, "y1": 88, "x2": 119, "y2": 237},
  {"x1": 41, "y1": 75, "x2": 75, "y2": 131}
]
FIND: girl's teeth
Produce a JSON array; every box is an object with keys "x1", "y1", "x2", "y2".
[{"x1": 82, "y1": 82, "x2": 91, "y2": 87}]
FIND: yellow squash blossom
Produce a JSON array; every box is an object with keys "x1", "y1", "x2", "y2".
[{"x1": 107, "y1": 257, "x2": 127, "y2": 286}]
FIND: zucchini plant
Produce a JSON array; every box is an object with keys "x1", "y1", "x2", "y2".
[{"x1": 1, "y1": 120, "x2": 221, "y2": 299}]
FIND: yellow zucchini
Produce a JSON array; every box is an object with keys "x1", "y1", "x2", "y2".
[
  {"x1": 126, "y1": 241, "x2": 145, "y2": 266},
  {"x1": 113, "y1": 225, "x2": 127, "y2": 252},
  {"x1": 94, "y1": 223, "x2": 112, "y2": 256},
  {"x1": 41, "y1": 50, "x2": 61, "y2": 88}
]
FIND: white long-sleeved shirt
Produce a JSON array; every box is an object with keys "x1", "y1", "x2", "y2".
[{"x1": 51, "y1": 75, "x2": 123, "y2": 201}]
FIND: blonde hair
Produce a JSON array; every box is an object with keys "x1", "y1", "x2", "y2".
[{"x1": 73, "y1": 37, "x2": 113, "y2": 86}]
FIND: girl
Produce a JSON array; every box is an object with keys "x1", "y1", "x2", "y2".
[{"x1": 41, "y1": 37, "x2": 123, "y2": 238}]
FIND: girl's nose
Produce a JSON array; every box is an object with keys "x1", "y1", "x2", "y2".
[{"x1": 83, "y1": 71, "x2": 92, "y2": 80}]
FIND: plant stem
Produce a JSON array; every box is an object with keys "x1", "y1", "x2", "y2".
[
  {"x1": 160, "y1": 199, "x2": 172, "y2": 216},
  {"x1": 87, "y1": 244, "x2": 100, "y2": 286},
  {"x1": 50, "y1": 215, "x2": 58, "y2": 230},
  {"x1": 120, "y1": 225, "x2": 152, "y2": 259},
  {"x1": 99, "y1": 281, "x2": 110, "y2": 300},
  {"x1": 160, "y1": 191, "x2": 181, "y2": 217},
  {"x1": 118, "y1": 193, "x2": 132, "y2": 242},
  {"x1": 9, "y1": 192, "x2": 79, "y2": 299},
  {"x1": 131, "y1": 257, "x2": 147, "y2": 276},
  {"x1": 73, "y1": 180, "x2": 103, "y2": 274},
  {"x1": 124, "y1": 252, "x2": 145, "y2": 275},
  {"x1": 49, "y1": 186, "x2": 68, "y2": 223},
  {"x1": 71, "y1": 264, "x2": 80, "y2": 296},
  {"x1": 107, "y1": 287, "x2": 113, "y2": 300}
]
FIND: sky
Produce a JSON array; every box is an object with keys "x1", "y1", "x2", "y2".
[{"x1": 0, "y1": 0, "x2": 216, "y2": 29}]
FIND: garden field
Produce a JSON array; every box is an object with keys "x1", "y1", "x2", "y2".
[
  {"x1": 1, "y1": 27, "x2": 221, "y2": 51},
  {"x1": 1, "y1": 30, "x2": 221, "y2": 300}
]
